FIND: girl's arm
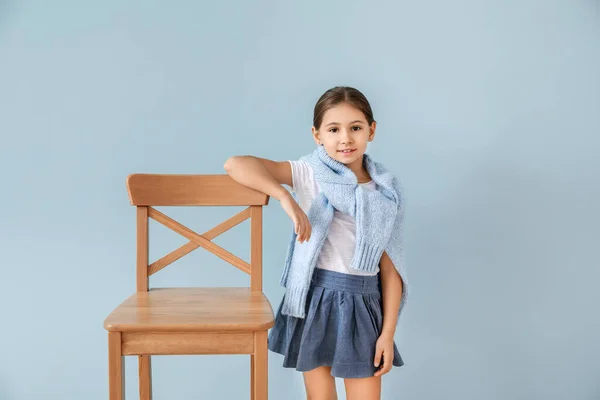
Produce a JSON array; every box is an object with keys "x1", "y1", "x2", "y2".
[
  {"x1": 224, "y1": 155, "x2": 312, "y2": 243},
  {"x1": 224, "y1": 156, "x2": 292, "y2": 201},
  {"x1": 379, "y1": 250, "x2": 403, "y2": 334}
]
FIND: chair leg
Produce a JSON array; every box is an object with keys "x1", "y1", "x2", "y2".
[
  {"x1": 139, "y1": 355, "x2": 153, "y2": 400},
  {"x1": 108, "y1": 332, "x2": 125, "y2": 400},
  {"x1": 250, "y1": 354, "x2": 255, "y2": 400},
  {"x1": 252, "y1": 331, "x2": 268, "y2": 400}
]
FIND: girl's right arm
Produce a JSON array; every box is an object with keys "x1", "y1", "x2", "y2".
[
  {"x1": 224, "y1": 155, "x2": 312, "y2": 243},
  {"x1": 224, "y1": 156, "x2": 292, "y2": 201}
]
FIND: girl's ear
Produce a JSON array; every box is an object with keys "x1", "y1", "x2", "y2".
[
  {"x1": 312, "y1": 126, "x2": 321, "y2": 145},
  {"x1": 369, "y1": 121, "x2": 377, "y2": 141}
]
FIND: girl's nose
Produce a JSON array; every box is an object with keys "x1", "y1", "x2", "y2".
[{"x1": 340, "y1": 129, "x2": 353, "y2": 143}]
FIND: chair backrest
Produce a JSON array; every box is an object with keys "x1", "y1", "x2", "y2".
[{"x1": 126, "y1": 173, "x2": 270, "y2": 293}]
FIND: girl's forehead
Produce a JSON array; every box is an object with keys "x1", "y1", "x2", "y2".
[{"x1": 322, "y1": 104, "x2": 367, "y2": 124}]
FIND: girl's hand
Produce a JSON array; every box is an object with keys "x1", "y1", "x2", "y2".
[
  {"x1": 280, "y1": 192, "x2": 312, "y2": 243},
  {"x1": 373, "y1": 332, "x2": 395, "y2": 377}
]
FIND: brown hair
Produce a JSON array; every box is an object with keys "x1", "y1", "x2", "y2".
[{"x1": 313, "y1": 86, "x2": 376, "y2": 130}]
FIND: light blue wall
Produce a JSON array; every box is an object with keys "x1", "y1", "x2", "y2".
[{"x1": 1, "y1": 1, "x2": 598, "y2": 399}]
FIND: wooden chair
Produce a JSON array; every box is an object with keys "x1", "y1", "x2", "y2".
[{"x1": 103, "y1": 174, "x2": 275, "y2": 399}]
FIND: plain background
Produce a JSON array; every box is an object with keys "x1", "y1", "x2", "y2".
[{"x1": 1, "y1": 1, "x2": 599, "y2": 399}]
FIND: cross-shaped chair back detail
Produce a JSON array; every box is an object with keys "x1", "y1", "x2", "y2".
[{"x1": 126, "y1": 173, "x2": 271, "y2": 293}]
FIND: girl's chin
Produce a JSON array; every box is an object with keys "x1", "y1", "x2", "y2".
[{"x1": 335, "y1": 156, "x2": 359, "y2": 165}]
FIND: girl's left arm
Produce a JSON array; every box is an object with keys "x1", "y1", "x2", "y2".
[{"x1": 380, "y1": 250, "x2": 402, "y2": 335}]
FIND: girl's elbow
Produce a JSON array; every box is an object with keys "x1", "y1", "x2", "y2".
[
  {"x1": 224, "y1": 155, "x2": 242, "y2": 172},
  {"x1": 224, "y1": 155, "x2": 255, "y2": 172}
]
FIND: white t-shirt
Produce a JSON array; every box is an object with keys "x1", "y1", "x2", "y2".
[{"x1": 287, "y1": 159, "x2": 380, "y2": 276}]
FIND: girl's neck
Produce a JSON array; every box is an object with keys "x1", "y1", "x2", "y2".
[{"x1": 346, "y1": 155, "x2": 371, "y2": 182}]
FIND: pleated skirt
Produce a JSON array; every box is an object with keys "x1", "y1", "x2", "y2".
[{"x1": 268, "y1": 268, "x2": 404, "y2": 378}]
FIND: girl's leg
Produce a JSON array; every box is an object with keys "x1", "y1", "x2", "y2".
[
  {"x1": 303, "y1": 366, "x2": 338, "y2": 400},
  {"x1": 343, "y1": 375, "x2": 381, "y2": 400}
]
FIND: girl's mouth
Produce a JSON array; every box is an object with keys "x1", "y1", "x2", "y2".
[{"x1": 338, "y1": 149, "x2": 356, "y2": 156}]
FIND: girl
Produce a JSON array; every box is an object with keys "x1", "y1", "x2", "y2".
[{"x1": 224, "y1": 86, "x2": 408, "y2": 400}]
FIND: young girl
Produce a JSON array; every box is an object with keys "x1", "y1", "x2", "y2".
[{"x1": 224, "y1": 86, "x2": 408, "y2": 400}]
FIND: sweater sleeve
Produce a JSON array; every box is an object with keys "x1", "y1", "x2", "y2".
[
  {"x1": 384, "y1": 179, "x2": 408, "y2": 323},
  {"x1": 279, "y1": 191, "x2": 299, "y2": 287}
]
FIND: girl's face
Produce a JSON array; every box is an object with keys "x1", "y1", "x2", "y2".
[{"x1": 312, "y1": 102, "x2": 376, "y2": 170}]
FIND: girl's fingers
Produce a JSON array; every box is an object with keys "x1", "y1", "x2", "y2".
[
  {"x1": 373, "y1": 348, "x2": 383, "y2": 369},
  {"x1": 383, "y1": 352, "x2": 392, "y2": 374},
  {"x1": 304, "y1": 214, "x2": 311, "y2": 241},
  {"x1": 298, "y1": 219, "x2": 306, "y2": 242},
  {"x1": 294, "y1": 214, "x2": 302, "y2": 241},
  {"x1": 374, "y1": 350, "x2": 393, "y2": 377},
  {"x1": 294, "y1": 212, "x2": 312, "y2": 243},
  {"x1": 302, "y1": 219, "x2": 307, "y2": 241},
  {"x1": 305, "y1": 219, "x2": 311, "y2": 240}
]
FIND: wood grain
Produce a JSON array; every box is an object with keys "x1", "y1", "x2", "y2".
[
  {"x1": 123, "y1": 332, "x2": 254, "y2": 355},
  {"x1": 147, "y1": 207, "x2": 252, "y2": 276},
  {"x1": 104, "y1": 287, "x2": 274, "y2": 332},
  {"x1": 139, "y1": 355, "x2": 152, "y2": 400},
  {"x1": 148, "y1": 207, "x2": 251, "y2": 275},
  {"x1": 105, "y1": 173, "x2": 273, "y2": 399},
  {"x1": 108, "y1": 332, "x2": 124, "y2": 400},
  {"x1": 127, "y1": 174, "x2": 269, "y2": 206},
  {"x1": 137, "y1": 207, "x2": 149, "y2": 292}
]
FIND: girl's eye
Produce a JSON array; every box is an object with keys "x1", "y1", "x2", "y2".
[{"x1": 328, "y1": 126, "x2": 361, "y2": 133}]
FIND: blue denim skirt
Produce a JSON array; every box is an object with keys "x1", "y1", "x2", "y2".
[{"x1": 268, "y1": 268, "x2": 404, "y2": 378}]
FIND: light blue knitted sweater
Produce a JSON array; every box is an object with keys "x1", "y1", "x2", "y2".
[{"x1": 279, "y1": 146, "x2": 408, "y2": 322}]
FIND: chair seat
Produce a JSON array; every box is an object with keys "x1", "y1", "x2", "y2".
[{"x1": 104, "y1": 287, "x2": 275, "y2": 333}]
